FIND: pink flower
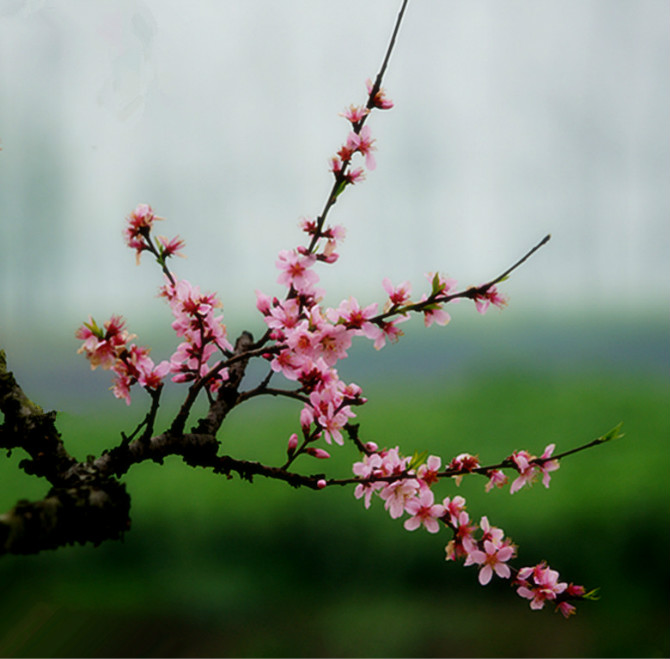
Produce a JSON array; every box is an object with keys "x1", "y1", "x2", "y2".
[
  {"x1": 109, "y1": 343, "x2": 166, "y2": 404},
  {"x1": 555, "y1": 583, "x2": 585, "y2": 618},
  {"x1": 382, "y1": 277, "x2": 412, "y2": 307},
  {"x1": 380, "y1": 478, "x2": 421, "y2": 519},
  {"x1": 313, "y1": 324, "x2": 352, "y2": 366},
  {"x1": 478, "y1": 516, "x2": 505, "y2": 546},
  {"x1": 298, "y1": 357, "x2": 337, "y2": 392},
  {"x1": 516, "y1": 562, "x2": 568, "y2": 610},
  {"x1": 346, "y1": 125, "x2": 376, "y2": 170},
  {"x1": 403, "y1": 488, "x2": 446, "y2": 533},
  {"x1": 319, "y1": 405, "x2": 354, "y2": 446},
  {"x1": 465, "y1": 539, "x2": 516, "y2": 585},
  {"x1": 556, "y1": 601, "x2": 577, "y2": 618},
  {"x1": 276, "y1": 249, "x2": 319, "y2": 294},
  {"x1": 416, "y1": 455, "x2": 441, "y2": 487},
  {"x1": 449, "y1": 453, "x2": 480, "y2": 485},
  {"x1": 124, "y1": 203, "x2": 162, "y2": 264},
  {"x1": 484, "y1": 469, "x2": 508, "y2": 493},
  {"x1": 75, "y1": 315, "x2": 134, "y2": 370},
  {"x1": 509, "y1": 445, "x2": 560, "y2": 493},
  {"x1": 377, "y1": 447, "x2": 410, "y2": 477},
  {"x1": 339, "y1": 104, "x2": 369, "y2": 124},
  {"x1": 473, "y1": 285, "x2": 507, "y2": 314},
  {"x1": 509, "y1": 449, "x2": 536, "y2": 494},
  {"x1": 445, "y1": 510, "x2": 477, "y2": 560},
  {"x1": 285, "y1": 321, "x2": 317, "y2": 359},
  {"x1": 111, "y1": 371, "x2": 133, "y2": 405},
  {"x1": 327, "y1": 297, "x2": 381, "y2": 342},
  {"x1": 538, "y1": 443, "x2": 560, "y2": 488},
  {"x1": 419, "y1": 297, "x2": 451, "y2": 328},
  {"x1": 156, "y1": 234, "x2": 186, "y2": 259},
  {"x1": 329, "y1": 155, "x2": 343, "y2": 174},
  {"x1": 353, "y1": 452, "x2": 384, "y2": 509},
  {"x1": 373, "y1": 315, "x2": 409, "y2": 350},
  {"x1": 266, "y1": 298, "x2": 302, "y2": 332},
  {"x1": 425, "y1": 272, "x2": 458, "y2": 297},
  {"x1": 142, "y1": 360, "x2": 170, "y2": 390},
  {"x1": 366, "y1": 78, "x2": 394, "y2": 109},
  {"x1": 344, "y1": 167, "x2": 366, "y2": 184},
  {"x1": 270, "y1": 348, "x2": 306, "y2": 381},
  {"x1": 308, "y1": 380, "x2": 356, "y2": 446},
  {"x1": 441, "y1": 495, "x2": 467, "y2": 525}
]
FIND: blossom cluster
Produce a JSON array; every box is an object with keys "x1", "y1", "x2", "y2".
[
  {"x1": 75, "y1": 315, "x2": 167, "y2": 404},
  {"x1": 351, "y1": 445, "x2": 581, "y2": 616},
  {"x1": 256, "y1": 235, "x2": 466, "y2": 450},
  {"x1": 516, "y1": 563, "x2": 586, "y2": 618},
  {"x1": 72, "y1": 68, "x2": 591, "y2": 620},
  {"x1": 255, "y1": 82, "x2": 509, "y2": 462},
  {"x1": 159, "y1": 278, "x2": 232, "y2": 393},
  {"x1": 329, "y1": 79, "x2": 393, "y2": 189},
  {"x1": 255, "y1": 244, "x2": 367, "y2": 447},
  {"x1": 76, "y1": 205, "x2": 233, "y2": 403},
  {"x1": 123, "y1": 203, "x2": 185, "y2": 266}
]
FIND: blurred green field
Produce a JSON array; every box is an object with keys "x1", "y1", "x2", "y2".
[{"x1": 1, "y1": 318, "x2": 668, "y2": 658}]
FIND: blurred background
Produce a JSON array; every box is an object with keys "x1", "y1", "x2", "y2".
[{"x1": 1, "y1": 1, "x2": 668, "y2": 656}]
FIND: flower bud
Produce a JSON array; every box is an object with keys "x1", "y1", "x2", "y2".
[
  {"x1": 287, "y1": 433, "x2": 299, "y2": 457},
  {"x1": 306, "y1": 447, "x2": 330, "y2": 460}
]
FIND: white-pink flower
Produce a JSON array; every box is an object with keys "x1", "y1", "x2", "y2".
[
  {"x1": 516, "y1": 563, "x2": 568, "y2": 610},
  {"x1": 313, "y1": 324, "x2": 353, "y2": 366},
  {"x1": 403, "y1": 488, "x2": 446, "y2": 534},
  {"x1": 276, "y1": 249, "x2": 319, "y2": 294},
  {"x1": 509, "y1": 449, "x2": 536, "y2": 494},
  {"x1": 442, "y1": 495, "x2": 467, "y2": 526},
  {"x1": 373, "y1": 315, "x2": 409, "y2": 350},
  {"x1": 465, "y1": 539, "x2": 516, "y2": 585},
  {"x1": 416, "y1": 455, "x2": 441, "y2": 486},
  {"x1": 382, "y1": 277, "x2": 412, "y2": 307},
  {"x1": 365, "y1": 78, "x2": 394, "y2": 109},
  {"x1": 420, "y1": 299, "x2": 451, "y2": 328},
  {"x1": 380, "y1": 478, "x2": 420, "y2": 519},
  {"x1": 353, "y1": 452, "x2": 384, "y2": 509},
  {"x1": 538, "y1": 443, "x2": 560, "y2": 487},
  {"x1": 339, "y1": 104, "x2": 369, "y2": 124},
  {"x1": 473, "y1": 285, "x2": 507, "y2": 314},
  {"x1": 346, "y1": 125, "x2": 376, "y2": 170},
  {"x1": 484, "y1": 469, "x2": 508, "y2": 493},
  {"x1": 509, "y1": 445, "x2": 560, "y2": 493}
]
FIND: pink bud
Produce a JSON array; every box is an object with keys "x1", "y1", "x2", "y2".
[
  {"x1": 287, "y1": 433, "x2": 299, "y2": 455},
  {"x1": 307, "y1": 447, "x2": 331, "y2": 460},
  {"x1": 300, "y1": 406, "x2": 314, "y2": 431},
  {"x1": 316, "y1": 479, "x2": 327, "y2": 489}
]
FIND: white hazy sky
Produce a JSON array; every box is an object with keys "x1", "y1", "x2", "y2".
[{"x1": 1, "y1": 0, "x2": 669, "y2": 344}]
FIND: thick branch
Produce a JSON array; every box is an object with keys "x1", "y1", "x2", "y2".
[
  {"x1": 191, "y1": 331, "x2": 255, "y2": 436},
  {"x1": 0, "y1": 350, "x2": 78, "y2": 486},
  {"x1": 0, "y1": 479, "x2": 131, "y2": 556}
]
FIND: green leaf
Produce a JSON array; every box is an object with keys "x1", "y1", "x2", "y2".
[
  {"x1": 407, "y1": 450, "x2": 428, "y2": 471},
  {"x1": 332, "y1": 179, "x2": 348, "y2": 200},
  {"x1": 431, "y1": 272, "x2": 446, "y2": 296},
  {"x1": 84, "y1": 317, "x2": 103, "y2": 338},
  {"x1": 598, "y1": 422, "x2": 624, "y2": 444},
  {"x1": 582, "y1": 587, "x2": 601, "y2": 601}
]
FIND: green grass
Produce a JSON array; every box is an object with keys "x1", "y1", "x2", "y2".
[{"x1": 1, "y1": 359, "x2": 668, "y2": 657}]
